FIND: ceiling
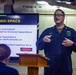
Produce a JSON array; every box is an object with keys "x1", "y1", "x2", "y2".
[{"x1": 0, "y1": 0, "x2": 76, "y2": 12}]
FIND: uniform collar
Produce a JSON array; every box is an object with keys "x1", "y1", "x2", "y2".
[{"x1": 52, "y1": 25, "x2": 68, "y2": 30}]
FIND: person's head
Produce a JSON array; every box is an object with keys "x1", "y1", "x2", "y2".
[
  {"x1": 0, "y1": 44, "x2": 11, "y2": 62},
  {"x1": 54, "y1": 9, "x2": 65, "y2": 25}
]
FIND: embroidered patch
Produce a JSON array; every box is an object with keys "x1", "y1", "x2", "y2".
[{"x1": 66, "y1": 31, "x2": 71, "y2": 36}]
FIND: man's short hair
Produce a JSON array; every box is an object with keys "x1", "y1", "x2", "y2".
[{"x1": 0, "y1": 44, "x2": 11, "y2": 61}]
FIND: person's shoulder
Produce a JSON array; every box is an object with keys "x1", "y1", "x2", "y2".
[
  {"x1": 44, "y1": 26, "x2": 54, "y2": 31},
  {"x1": 0, "y1": 64, "x2": 19, "y2": 75},
  {"x1": 6, "y1": 66, "x2": 19, "y2": 75},
  {"x1": 66, "y1": 26, "x2": 76, "y2": 32},
  {"x1": 7, "y1": 66, "x2": 18, "y2": 71}
]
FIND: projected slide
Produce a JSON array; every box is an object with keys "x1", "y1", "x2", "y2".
[{"x1": 0, "y1": 14, "x2": 39, "y2": 57}]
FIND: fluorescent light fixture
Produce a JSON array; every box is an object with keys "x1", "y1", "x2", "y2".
[
  {"x1": 56, "y1": 0, "x2": 61, "y2": 3},
  {"x1": 37, "y1": 1, "x2": 49, "y2": 5},
  {"x1": 56, "y1": 0, "x2": 71, "y2": 4},
  {"x1": 65, "y1": 2, "x2": 71, "y2": 4}
]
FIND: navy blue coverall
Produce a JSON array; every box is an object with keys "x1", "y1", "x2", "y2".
[{"x1": 36, "y1": 25, "x2": 76, "y2": 75}]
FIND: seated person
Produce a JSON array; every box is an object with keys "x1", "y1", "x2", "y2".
[{"x1": 0, "y1": 44, "x2": 19, "y2": 75}]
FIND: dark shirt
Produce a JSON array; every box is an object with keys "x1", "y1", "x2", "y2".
[{"x1": 0, "y1": 62, "x2": 19, "y2": 75}]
